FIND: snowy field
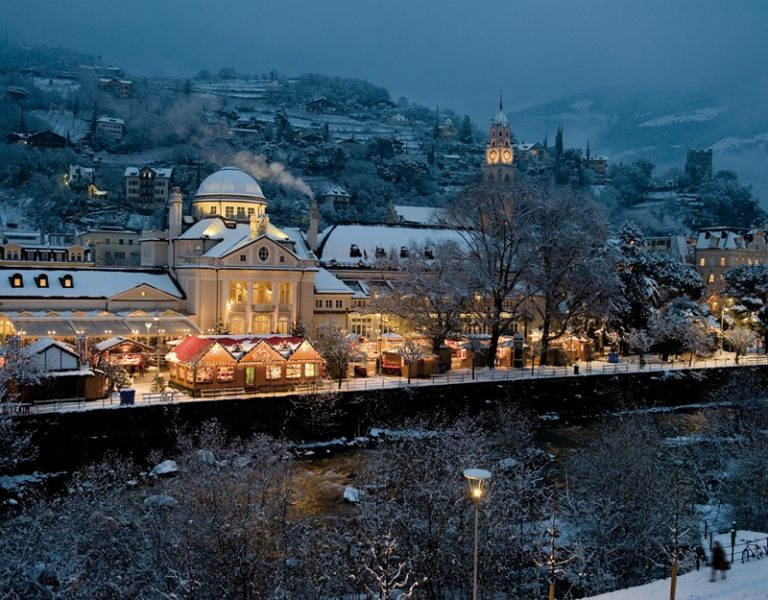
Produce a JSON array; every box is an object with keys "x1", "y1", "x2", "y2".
[{"x1": 586, "y1": 531, "x2": 768, "y2": 600}]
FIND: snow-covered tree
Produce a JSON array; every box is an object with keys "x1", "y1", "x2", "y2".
[
  {"x1": 723, "y1": 327, "x2": 757, "y2": 363},
  {"x1": 307, "y1": 323, "x2": 364, "y2": 388},
  {"x1": 372, "y1": 240, "x2": 469, "y2": 354},
  {"x1": 525, "y1": 184, "x2": 620, "y2": 364},
  {"x1": 444, "y1": 180, "x2": 542, "y2": 368},
  {"x1": 626, "y1": 329, "x2": 653, "y2": 366},
  {"x1": 724, "y1": 264, "x2": 768, "y2": 349},
  {"x1": 0, "y1": 336, "x2": 41, "y2": 402},
  {"x1": 399, "y1": 339, "x2": 427, "y2": 384}
]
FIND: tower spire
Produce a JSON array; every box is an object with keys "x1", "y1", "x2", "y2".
[{"x1": 499, "y1": 91, "x2": 503, "y2": 111}]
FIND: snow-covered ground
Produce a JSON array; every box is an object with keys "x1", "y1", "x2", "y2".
[
  {"x1": 586, "y1": 531, "x2": 768, "y2": 600},
  {"x1": 28, "y1": 109, "x2": 89, "y2": 141},
  {"x1": 637, "y1": 106, "x2": 726, "y2": 128}
]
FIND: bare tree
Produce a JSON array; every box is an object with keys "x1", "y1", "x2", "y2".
[
  {"x1": 444, "y1": 180, "x2": 541, "y2": 368},
  {"x1": 399, "y1": 339, "x2": 427, "y2": 384},
  {"x1": 0, "y1": 336, "x2": 41, "y2": 402},
  {"x1": 307, "y1": 323, "x2": 365, "y2": 388},
  {"x1": 626, "y1": 329, "x2": 653, "y2": 367},
  {"x1": 372, "y1": 240, "x2": 469, "y2": 354},
  {"x1": 524, "y1": 185, "x2": 619, "y2": 365},
  {"x1": 723, "y1": 327, "x2": 757, "y2": 364}
]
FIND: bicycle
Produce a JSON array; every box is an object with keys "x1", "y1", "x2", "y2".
[{"x1": 741, "y1": 539, "x2": 766, "y2": 563}]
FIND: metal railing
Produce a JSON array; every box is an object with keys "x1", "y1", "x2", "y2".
[{"x1": 17, "y1": 354, "x2": 768, "y2": 415}]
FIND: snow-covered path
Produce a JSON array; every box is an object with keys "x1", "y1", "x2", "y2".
[{"x1": 587, "y1": 531, "x2": 768, "y2": 600}]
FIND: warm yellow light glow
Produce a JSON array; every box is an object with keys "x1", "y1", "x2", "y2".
[{"x1": 471, "y1": 487, "x2": 483, "y2": 499}]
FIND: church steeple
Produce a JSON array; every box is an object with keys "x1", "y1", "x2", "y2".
[{"x1": 484, "y1": 92, "x2": 515, "y2": 183}]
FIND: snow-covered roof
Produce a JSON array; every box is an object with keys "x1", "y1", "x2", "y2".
[
  {"x1": 321, "y1": 184, "x2": 351, "y2": 198},
  {"x1": 0, "y1": 268, "x2": 184, "y2": 299},
  {"x1": 695, "y1": 229, "x2": 746, "y2": 250},
  {"x1": 176, "y1": 217, "x2": 295, "y2": 259},
  {"x1": 22, "y1": 337, "x2": 78, "y2": 357},
  {"x1": 393, "y1": 205, "x2": 442, "y2": 225},
  {"x1": 314, "y1": 268, "x2": 354, "y2": 294},
  {"x1": 194, "y1": 166, "x2": 265, "y2": 203},
  {"x1": 97, "y1": 116, "x2": 125, "y2": 125},
  {"x1": 317, "y1": 224, "x2": 464, "y2": 266},
  {"x1": 124, "y1": 166, "x2": 173, "y2": 178}
]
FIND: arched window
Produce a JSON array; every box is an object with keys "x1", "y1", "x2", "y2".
[
  {"x1": 9, "y1": 273, "x2": 22, "y2": 288},
  {"x1": 35, "y1": 274, "x2": 49, "y2": 288},
  {"x1": 375, "y1": 247, "x2": 386, "y2": 259},
  {"x1": 349, "y1": 244, "x2": 362, "y2": 258},
  {"x1": 60, "y1": 274, "x2": 74, "y2": 288},
  {"x1": 424, "y1": 247, "x2": 434, "y2": 260},
  {"x1": 399, "y1": 247, "x2": 410, "y2": 258}
]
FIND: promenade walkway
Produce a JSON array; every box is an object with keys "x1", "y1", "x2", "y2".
[{"x1": 19, "y1": 353, "x2": 768, "y2": 415}]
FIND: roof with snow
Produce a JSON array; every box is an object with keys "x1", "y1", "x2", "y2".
[
  {"x1": 194, "y1": 166, "x2": 266, "y2": 203},
  {"x1": 0, "y1": 268, "x2": 184, "y2": 299},
  {"x1": 695, "y1": 229, "x2": 747, "y2": 250},
  {"x1": 21, "y1": 337, "x2": 78, "y2": 358},
  {"x1": 314, "y1": 268, "x2": 354, "y2": 294},
  {"x1": 392, "y1": 205, "x2": 442, "y2": 226},
  {"x1": 124, "y1": 166, "x2": 173, "y2": 178},
  {"x1": 176, "y1": 217, "x2": 297, "y2": 259},
  {"x1": 320, "y1": 184, "x2": 351, "y2": 198},
  {"x1": 317, "y1": 224, "x2": 464, "y2": 267},
  {"x1": 166, "y1": 334, "x2": 321, "y2": 366},
  {"x1": 97, "y1": 116, "x2": 125, "y2": 125}
]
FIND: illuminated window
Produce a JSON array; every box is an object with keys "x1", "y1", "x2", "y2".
[
  {"x1": 60, "y1": 274, "x2": 73, "y2": 288},
  {"x1": 719, "y1": 257, "x2": 726, "y2": 267},
  {"x1": 708, "y1": 273, "x2": 715, "y2": 283},
  {"x1": 278, "y1": 283, "x2": 290, "y2": 304},
  {"x1": 217, "y1": 366, "x2": 234, "y2": 382},
  {"x1": 9, "y1": 273, "x2": 22, "y2": 288},
  {"x1": 699, "y1": 258, "x2": 705, "y2": 267},
  {"x1": 35, "y1": 274, "x2": 48, "y2": 288},
  {"x1": 266, "y1": 364, "x2": 282, "y2": 380},
  {"x1": 258, "y1": 247, "x2": 269, "y2": 262},
  {"x1": 229, "y1": 281, "x2": 247, "y2": 303},
  {"x1": 305, "y1": 363, "x2": 317, "y2": 378},
  {"x1": 286, "y1": 363, "x2": 301, "y2": 378},
  {"x1": 253, "y1": 283, "x2": 272, "y2": 304}
]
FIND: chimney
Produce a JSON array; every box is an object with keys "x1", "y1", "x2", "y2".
[
  {"x1": 169, "y1": 187, "x2": 183, "y2": 239},
  {"x1": 308, "y1": 200, "x2": 319, "y2": 252}
]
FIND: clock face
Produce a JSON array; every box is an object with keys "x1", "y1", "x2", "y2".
[
  {"x1": 502, "y1": 149, "x2": 513, "y2": 163},
  {"x1": 487, "y1": 149, "x2": 498, "y2": 164}
]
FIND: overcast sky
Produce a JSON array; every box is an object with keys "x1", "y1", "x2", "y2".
[{"x1": 3, "y1": 0, "x2": 767, "y2": 121}]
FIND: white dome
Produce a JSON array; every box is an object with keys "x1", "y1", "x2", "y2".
[{"x1": 194, "y1": 166, "x2": 266, "y2": 203}]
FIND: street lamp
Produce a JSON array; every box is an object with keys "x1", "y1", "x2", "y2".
[{"x1": 464, "y1": 468, "x2": 492, "y2": 600}]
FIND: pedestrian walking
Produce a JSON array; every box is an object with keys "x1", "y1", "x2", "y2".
[
  {"x1": 710, "y1": 541, "x2": 728, "y2": 581},
  {"x1": 695, "y1": 545, "x2": 707, "y2": 570}
]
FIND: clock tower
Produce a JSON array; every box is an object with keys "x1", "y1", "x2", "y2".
[{"x1": 483, "y1": 94, "x2": 515, "y2": 184}]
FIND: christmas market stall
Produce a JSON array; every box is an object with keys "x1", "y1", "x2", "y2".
[
  {"x1": 93, "y1": 336, "x2": 153, "y2": 374},
  {"x1": 165, "y1": 335, "x2": 324, "y2": 396}
]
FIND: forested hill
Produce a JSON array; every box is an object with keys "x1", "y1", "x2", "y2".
[{"x1": 0, "y1": 45, "x2": 484, "y2": 234}]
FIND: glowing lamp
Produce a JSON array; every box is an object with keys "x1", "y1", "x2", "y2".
[{"x1": 463, "y1": 468, "x2": 492, "y2": 502}]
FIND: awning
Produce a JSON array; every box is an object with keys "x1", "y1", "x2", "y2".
[
  {"x1": 9, "y1": 319, "x2": 75, "y2": 337},
  {"x1": 69, "y1": 319, "x2": 134, "y2": 336},
  {"x1": 122, "y1": 318, "x2": 200, "y2": 336}
]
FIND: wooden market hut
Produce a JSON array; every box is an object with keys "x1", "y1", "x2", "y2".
[
  {"x1": 166, "y1": 335, "x2": 324, "y2": 396},
  {"x1": 93, "y1": 336, "x2": 153, "y2": 373}
]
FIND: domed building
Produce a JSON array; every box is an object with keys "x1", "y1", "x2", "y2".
[
  {"x1": 192, "y1": 166, "x2": 267, "y2": 222},
  {"x1": 140, "y1": 166, "x2": 354, "y2": 336}
]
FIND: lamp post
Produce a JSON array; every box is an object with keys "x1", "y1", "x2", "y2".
[{"x1": 464, "y1": 468, "x2": 492, "y2": 600}]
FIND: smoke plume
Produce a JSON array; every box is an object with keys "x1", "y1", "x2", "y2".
[{"x1": 231, "y1": 151, "x2": 314, "y2": 199}]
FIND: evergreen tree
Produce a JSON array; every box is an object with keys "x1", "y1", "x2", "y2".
[
  {"x1": 554, "y1": 126, "x2": 563, "y2": 159},
  {"x1": 459, "y1": 115, "x2": 473, "y2": 143},
  {"x1": 585, "y1": 140, "x2": 591, "y2": 160},
  {"x1": 323, "y1": 123, "x2": 331, "y2": 142}
]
